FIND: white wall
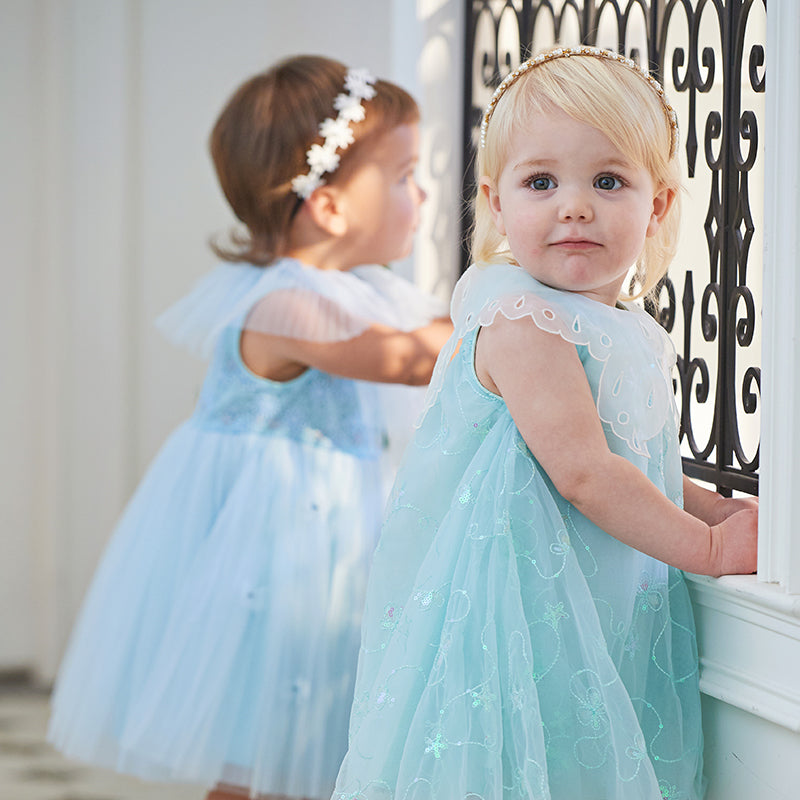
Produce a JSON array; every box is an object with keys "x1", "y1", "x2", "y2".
[
  {"x1": 0, "y1": 0, "x2": 463, "y2": 681},
  {"x1": 1, "y1": 0, "x2": 39, "y2": 671}
]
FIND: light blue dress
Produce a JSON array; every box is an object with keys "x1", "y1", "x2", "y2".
[
  {"x1": 47, "y1": 258, "x2": 441, "y2": 799},
  {"x1": 332, "y1": 263, "x2": 705, "y2": 800}
]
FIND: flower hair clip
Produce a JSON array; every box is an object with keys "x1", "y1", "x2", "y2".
[
  {"x1": 291, "y1": 67, "x2": 377, "y2": 199},
  {"x1": 480, "y1": 45, "x2": 679, "y2": 158}
]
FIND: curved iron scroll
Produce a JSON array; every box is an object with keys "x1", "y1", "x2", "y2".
[{"x1": 462, "y1": 0, "x2": 763, "y2": 496}]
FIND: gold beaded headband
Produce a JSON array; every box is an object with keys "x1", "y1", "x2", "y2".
[{"x1": 480, "y1": 45, "x2": 679, "y2": 159}]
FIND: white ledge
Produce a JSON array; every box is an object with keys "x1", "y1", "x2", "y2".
[{"x1": 686, "y1": 573, "x2": 800, "y2": 622}]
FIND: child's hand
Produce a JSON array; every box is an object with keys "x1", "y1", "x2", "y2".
[
  {"x1": 712, "y1": 494, "x2": 759, "y2": 523},
  {"x1": 709, "y1": 508, "x2": 758, "y2": 576}
]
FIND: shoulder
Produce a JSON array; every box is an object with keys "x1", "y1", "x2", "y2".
[
  {"x1": 454, "y1": 261, "x2": 599, "y2": 325},
  {"x1": 475, "y1": 308, "x2": 578, "y2": 396},
  {"x1": 454, "y1": 262, "x2": 617, "y2": 358}
]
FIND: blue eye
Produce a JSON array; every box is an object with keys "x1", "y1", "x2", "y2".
[
  {"x1": 595, "y1": 174, "x2": 623, "y2": 190},
  {"x1": 529, "y1": 175, "x2": 555, "y2": 191}
]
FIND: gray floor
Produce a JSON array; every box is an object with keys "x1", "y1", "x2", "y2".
[{"x1": 0, "y1": 682, "x2": 203, "y2": 800}]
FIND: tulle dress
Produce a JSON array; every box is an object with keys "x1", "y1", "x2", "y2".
[
  {"x1": 47, "y1": 257, "x2": 443, "y2": 799},
  {"x1": 332, "y1": 262, "x2": 705, "y2": 800}
]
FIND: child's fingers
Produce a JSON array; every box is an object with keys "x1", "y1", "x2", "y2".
[{"x1": 717, "y1": 508, "x2": 759, "y2": 575}]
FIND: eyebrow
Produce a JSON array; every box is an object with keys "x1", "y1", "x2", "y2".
[
  {"x1": 511, "y1": 157, "x2": 634, "y2": 171},
  {"x1": 396, "y1": 155, "x2": 418, "y2": 170}
]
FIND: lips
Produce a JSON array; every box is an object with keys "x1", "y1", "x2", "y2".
[{"x1": 551, "y1": 238, "x2": 600, "y2": 250}]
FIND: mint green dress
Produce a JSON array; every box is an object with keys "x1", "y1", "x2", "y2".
[{"x1": 332, "y1": 263, "x2": 704, "y2": 800}]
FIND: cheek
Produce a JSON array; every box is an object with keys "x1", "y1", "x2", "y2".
[
  {"x1": 633, "y1": 195, "x2": 658, "y2": 234},
  {"x1": 506, "y1": 210, "x2": 541, "y2": 245},
  {"x1": 394, "y1": 191, "x2": 417, "y2": 225},
  {"x1": 618, "y1": 205, "x2": 655, "y2": 258}
]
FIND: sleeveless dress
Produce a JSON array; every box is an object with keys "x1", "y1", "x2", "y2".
[
  {"x1": 332, "y1": 263, "x2": 705, "y2": 800},
  {"x1": 47, "y1": 258, "x2": 442, "y2": 800}
]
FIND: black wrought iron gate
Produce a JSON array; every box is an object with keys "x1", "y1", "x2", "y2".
[{"x1": 462, "y1": 0, "x2": 764, "y2": 496}]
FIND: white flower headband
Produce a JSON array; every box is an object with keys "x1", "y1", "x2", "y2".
[
  {"x1": 480, "y1": 45, "x2": 679, "y2": 158},
  {"x1": 291, "y1": 67, "x2": 377, "y2": 199}
]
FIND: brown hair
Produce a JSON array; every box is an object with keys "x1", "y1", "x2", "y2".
[{"x1": 209, "y1": 54, "x2": 419, "y2": 265}]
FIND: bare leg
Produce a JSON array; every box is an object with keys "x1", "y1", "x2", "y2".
[
  {"x1": 205, "y1": 785, "x2": 248, "y2": 800},
  {"x1": 205, "y1": 787, "x2": 313, "y2": 800}
]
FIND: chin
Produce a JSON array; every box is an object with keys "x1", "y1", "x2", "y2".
[{"x1": 392, "y1": 243, "x2": 414, "y2": 262}]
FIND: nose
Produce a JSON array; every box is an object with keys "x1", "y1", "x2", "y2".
[
  {"x1": 415, "y1": 180, "x2": 428, "y2": 205},
  {"x1": 558, "y1": 188, "x2": 593, "y2": 222}
]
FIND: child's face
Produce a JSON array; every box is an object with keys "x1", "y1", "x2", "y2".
[
  {"x1": 336, "y1": 122, "x2": 426, "y2": 267},
  {"x1": 481, "y1": 106, "x2": 672, "y2": 305}
]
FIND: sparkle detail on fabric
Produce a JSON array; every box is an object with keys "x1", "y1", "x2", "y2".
[
  {"x1": 331, "y1": 263, "x2": 703, "y2": 799},
  {"x1": 46, "y1": 258, "x2": 444, "y2": 800},
  {"x1": 291, "y1": 67, "x2": 377, "y2": 198},
  {"x1": 479, "y1": 45, "x2": 679, "y2": 158}
]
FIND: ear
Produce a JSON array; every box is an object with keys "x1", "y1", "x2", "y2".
[
  {"x1": 303, "y1": 185, "x2": 348, "y2": 237},
  {"x1": 646, "y1": 185, "x2": 676, "y2": 238},
  {"x1": 479, "y1": 177, "x2": 507, "y2": 236}
]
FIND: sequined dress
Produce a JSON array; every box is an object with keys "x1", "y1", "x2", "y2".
[
  {"x1": 332, "y1": 262, "x2": 705, "y2": 800},
  {"x1": 47, "y1": 258, "x2": 442, "y2": 800}
]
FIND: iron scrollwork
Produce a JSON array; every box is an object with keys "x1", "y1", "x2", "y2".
[{"x1": 462, "y1": 0, "x2": 763, "y2": 496}]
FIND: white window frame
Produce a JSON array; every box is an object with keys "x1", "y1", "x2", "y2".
[{"x1": 681, "y1": 0, "x2": 800, "y2": 737}]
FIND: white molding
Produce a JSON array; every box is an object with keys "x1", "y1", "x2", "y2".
[
  {"x1": 33, "y1": 0, "x2": 72, "y2": 684},
  {"x1": 699, "y1": 657, "x2": 800, "y2": 733},
  {"x1": 759, "y1": 0, "x2": 800, "y2": 591},
  {"x1": 31, "y1": 0, "x2": 139, "y2": 684},
  {"x1": 1, "y1": 0, "x2": 41, "y2": 670},
  {"x1": 687, "y1": 575, "x2": 800, "y2": 733}
]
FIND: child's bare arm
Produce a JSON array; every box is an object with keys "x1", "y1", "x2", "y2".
[
  {"x1": 476, "y1": 314, "x2": 757, "y2": 577},
  {"x1": 241, "y1": 316, "x2": 453, "y2": 385}
]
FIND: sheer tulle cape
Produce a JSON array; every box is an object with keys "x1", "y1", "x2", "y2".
[
  {"x1": 155, "y1": 259, "x2": 445, "y2": 358},
  {"x1": 422, "y1": 262, "x2": 678, "y2": 454},
  {"x1": 332, "y1": 263, "x2": 704, "y2": 800},
  {"x1": 155, "y1": 258, "x2": 445, "y2": 472},
  {"x1": 48, "y1": 259, "x2": 444, "y2": 799}
]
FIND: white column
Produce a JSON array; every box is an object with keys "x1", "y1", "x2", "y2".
[
  {"x1": 759, "y1": 0, "x2": 800, "y2": 592},
  {"x1": 0, "y1": 0, "x2": 40, "y2": 671},
  {"x1": 31, "y1": 0, "x2": 138, "y2": 682}
]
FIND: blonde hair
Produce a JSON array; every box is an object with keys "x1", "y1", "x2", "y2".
[
  {"x1": 210, "y1": 54, "x2": 419, "y2": 266},
  {"x1": 472, "y1": 52, "x2": 682, "y2": 300}
]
